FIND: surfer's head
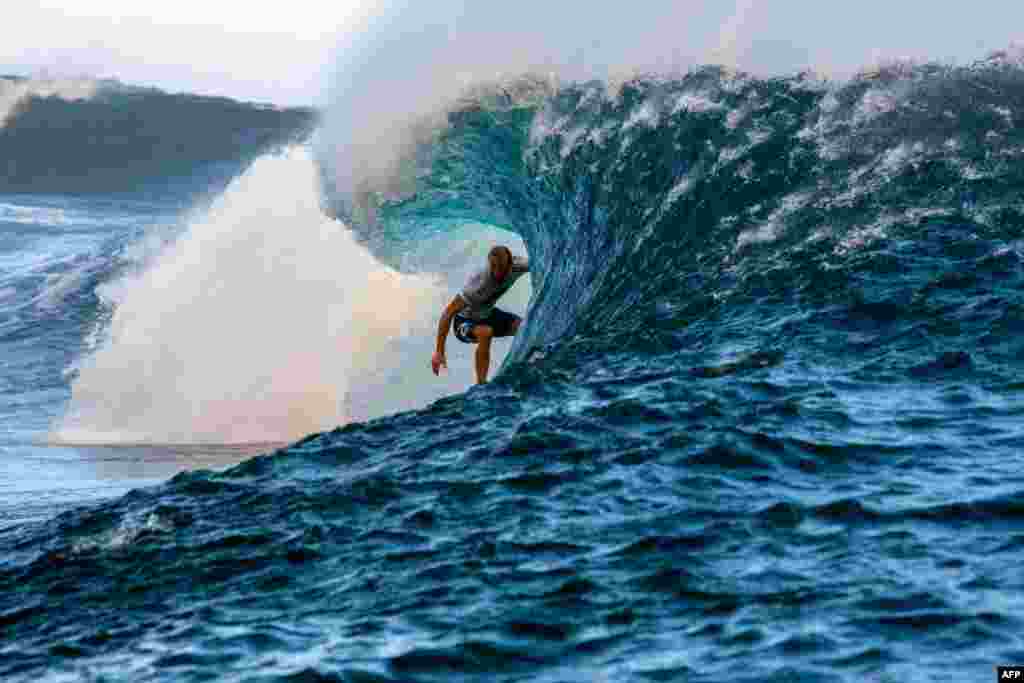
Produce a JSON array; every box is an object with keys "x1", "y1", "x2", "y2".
[{"x1": 489, "y1": 245, "x2": 513, "y2": 282}]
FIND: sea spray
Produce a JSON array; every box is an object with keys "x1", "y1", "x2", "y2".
[{"x1": 54, "y1": 147, "x2": 531, "y2": 443}]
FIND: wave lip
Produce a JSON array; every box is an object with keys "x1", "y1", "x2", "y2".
[{"x1": 323, "y1": 56, "x2": 1024, "y2": 365}]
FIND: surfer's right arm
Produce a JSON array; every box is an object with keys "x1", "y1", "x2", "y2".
[{"x1": 432, "y1": 294, "x2": 467, "y2": 375}]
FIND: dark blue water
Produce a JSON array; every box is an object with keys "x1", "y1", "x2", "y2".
[{"x1": 4, "y1": 60, "x2": 1024, "y2": 682}]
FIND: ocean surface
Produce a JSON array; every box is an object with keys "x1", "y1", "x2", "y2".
[{"x1": 3, "y1": 57, "x2": 1024, "y2": 682}]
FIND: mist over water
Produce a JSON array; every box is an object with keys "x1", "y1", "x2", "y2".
[
  {"x1": 53, "y1": 147, "x2": 529, "y2": 444},
  {"x1": 319, "y1": 0, "x2": 715, "y2": 209},
  {"x1": 318, "y1": 0, "x2": 1023, "y2": 212}
]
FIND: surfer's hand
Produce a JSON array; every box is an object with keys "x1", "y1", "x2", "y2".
[{"x1": 431, "y1": 351, "x2": 447, "y2": 375}]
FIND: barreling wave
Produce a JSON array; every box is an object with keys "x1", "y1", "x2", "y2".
[
  {"x1": 0, "y1": 76, "x2": 316, "y2": 195},
  {"x1": 6, "y1": 54, "x2": 1024, "y2": 682},
  {"x1": 327, "y1": 55, "x2": 1024, "y2": 375}
]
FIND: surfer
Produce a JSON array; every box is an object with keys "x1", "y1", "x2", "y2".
[{"x1": 431, "y1": 245, "x2": 529, "y2": 384}]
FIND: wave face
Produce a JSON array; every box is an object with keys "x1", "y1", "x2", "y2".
[
  {"x1": 335, "y1": 59, "x2": 1024, "y2": 367},
  {"x1": 5, "y1": 59, "x2": 1024, "y2": 682},
  {"x1": 0, "y1": 76, "x2": 315, "y2": 195}
]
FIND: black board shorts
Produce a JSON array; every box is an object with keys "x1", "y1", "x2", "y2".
[{"x1": 453, "y1": 308, "x2": 520, "y2": 344}]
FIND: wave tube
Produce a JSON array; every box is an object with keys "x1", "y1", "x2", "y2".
[{"x1": 53, "y1": 146, "x2": 529, "y2": 444}]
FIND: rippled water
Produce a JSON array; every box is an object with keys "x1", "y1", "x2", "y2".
[{"x1": 4, "y1": 59, "x2": 1024, "y2": 681}]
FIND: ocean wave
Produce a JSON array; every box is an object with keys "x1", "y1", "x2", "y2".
[
  {"x1": 321, "y1": 58, "x2": 1024, "y2": 369},
  {"x1": 0, "y1": 76, "x2": 315, "y2": 195},
  {"x1": 5, "y1": 50, "x2": 1024, "y2": 682}
]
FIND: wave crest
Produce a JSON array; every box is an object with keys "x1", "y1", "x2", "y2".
[{"x1": 321, "y1": 58, "x2": 1024, "y2": 363}]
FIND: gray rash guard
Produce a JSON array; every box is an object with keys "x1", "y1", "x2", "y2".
[{"x1": 458, "y1": 256, "x2": 529, "y2": 320}]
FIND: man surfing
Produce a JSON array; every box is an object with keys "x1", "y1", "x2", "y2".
[{"x1": 431, "y1": 245, "x2": 529, "y2": 384}]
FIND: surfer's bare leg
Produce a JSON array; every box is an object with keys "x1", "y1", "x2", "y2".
[{"x1": 473, "y1": 324, "x2": 494, "y2": 384}]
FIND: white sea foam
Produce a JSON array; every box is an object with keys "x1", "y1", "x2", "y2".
[
  {"x1": 736, "y1": 192, "x2": 812, "y2": 249},
  {"x1": 673, "y1": 91, "x2": 724, "y2": 115},
  {"x1": 0, "y1": 202, "x2": 71, "y2": 227},
  {"x1": 71, "y1": 511, "x2": 174, "y2": 555},
  {"x1": 851, "y1": 86, "x2": 900, "y2": 126},
  {"x1": 34, "y1": 262, "x2": 95, "y2": 312},
  {"x1": 834, "y1": 215, "x2": 894, "y2": 256},
  {"x1": 624, "y1": 101, "x2": 660, "y2": 129},
  {"x1": 666, "y1": 175, "x2": 695, "y2": 206}
]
